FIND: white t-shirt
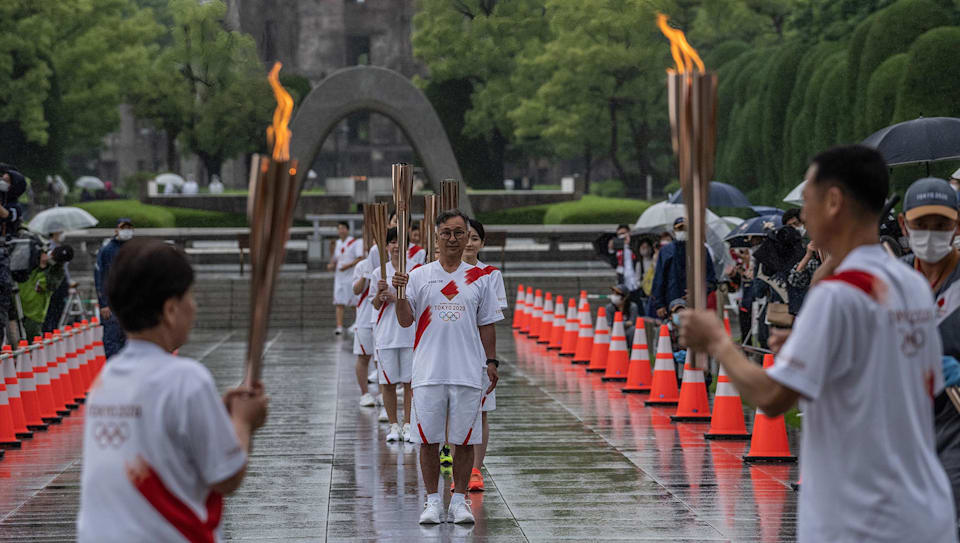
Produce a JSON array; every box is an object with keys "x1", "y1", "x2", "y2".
[
  {"x1": 768, "y1": 245, "x2": 954, "y2": 543},
  {"x1": 370, "y1": 243, "x2": 425, "y2": 271},
  {"x1": 334, "y1": 237, "x2": 360, "y2": 274},
  {"x1": 370, "y1": 261, "x2": 417, "y2": 349},
  {"x1": 405, "y1": 261, "x2": 503, "y2": 389},
  {"x1": 475, "y1": 260, "x2": 508, "y2": 309},
  {"x1": 353, "y1": 258, "x2": 375, "y2": 329},
  {"x1": 77, "y1": 340, "x2": 245, "y2": 543}
]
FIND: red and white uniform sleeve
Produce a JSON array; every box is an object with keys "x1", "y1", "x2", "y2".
[{"x1": 183, "y1": 374, "x2": 247, "y2": 486}]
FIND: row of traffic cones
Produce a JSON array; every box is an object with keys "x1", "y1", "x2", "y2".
[
  {"x1": 0, "y1": 320, "x2": 107, "y2": 457},
  {"x1": 512, "y1": 284, "x2": 796, "y2": 463}
]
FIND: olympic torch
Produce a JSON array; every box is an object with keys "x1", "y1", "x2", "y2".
[
  {"x1": 659, "y1": 14, "x2": 717, "y2": 370},
  {"x1": 423, "y1": 194, "x2": 438, "y2": 262},
  {"x1": 440, "y1": 179, "x2": 459, "y2": 211},
  {"x1": 392, "y1": 163, "x2": 413, "y2": 299}
]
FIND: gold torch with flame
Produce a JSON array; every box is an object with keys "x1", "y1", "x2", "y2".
[
  {"x1": 658, "y1": 14, "x2": 717, "y2": 370},
  {"x1": 244, "y1": 62, "x2": 299, "y2": 386}
]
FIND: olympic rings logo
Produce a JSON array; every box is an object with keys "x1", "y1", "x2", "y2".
[
  {"x1": 438, "y1": 311, "x2": 462, "y2": 322},
  {"x1": 93, "y1": 421, "x2": 130, "y2": 449}
]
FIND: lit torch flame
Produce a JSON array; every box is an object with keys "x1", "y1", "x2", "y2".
[
  {"x1": 266, "y1": 61, "x2": 294, "y2": 162},
  {"x1": 656, "y1": 14, "x2": 704, "y2": 74}
]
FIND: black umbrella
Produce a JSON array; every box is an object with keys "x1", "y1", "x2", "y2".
[
  {"x1": 668, "y1": 181, "x2": 752, "y2": 208},
  {"x1": 862, "y1": 116, "x2": 960, "y2": 174}
]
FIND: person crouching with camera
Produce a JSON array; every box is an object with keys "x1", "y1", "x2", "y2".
[
  {"x1": 0, "y1": 165, "x2": 27, "y2": 345},
  {"x1": 18, "y1": 245, "x2": 74, "y2": 340}
]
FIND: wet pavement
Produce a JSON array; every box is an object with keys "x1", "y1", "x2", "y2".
[{"x1": 0, "y1": 326, "x2": 797, "y2": 541}]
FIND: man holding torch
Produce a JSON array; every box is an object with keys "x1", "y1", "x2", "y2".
[{"x1": 392, "y1": 210, "x2": 502, "y2": 525}]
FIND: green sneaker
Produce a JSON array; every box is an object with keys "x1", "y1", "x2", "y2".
[{"x1": 439, "y1": 444, "x2": 453, "y2": 467}]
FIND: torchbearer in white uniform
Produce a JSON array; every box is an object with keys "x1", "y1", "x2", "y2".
[
  {"x1": 329, "y1": 221, "x2": 363, "y2": 335},
  {"x1": 461, "y1": 218, "x2": 507, "y2": 492},
  {"x1": 77, "y1": 239, "x2": 268, "y2": 543},
  {"x1": 680, "y1": 145, "x2": 956, "y2": 543},
  {"x1": 393, "y1": 210, "x2": 502, "y2": 525},
  {"x1": 371, "y1": 227, "x2": 419, "y2": 443}
]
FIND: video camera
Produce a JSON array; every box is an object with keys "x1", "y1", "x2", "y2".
[{"x1": 8, "y1": 230, "x2": 74, "y2": 283}]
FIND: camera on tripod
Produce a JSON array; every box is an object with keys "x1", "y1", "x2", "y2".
[{"x1": 8, "y1": 231, "x2": 74, "y2": 283}]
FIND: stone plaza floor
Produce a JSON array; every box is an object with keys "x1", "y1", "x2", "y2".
[{"x1": 0, "y1": 325, "x2": 798, "y2": 542}]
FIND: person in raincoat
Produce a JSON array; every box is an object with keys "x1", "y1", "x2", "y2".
[
  {"x1": 17, "y1": 246, "x2": 71, "y2": 340},
  {"x1": 95, "y1": 218, "x2": 134, "y2": 358}
]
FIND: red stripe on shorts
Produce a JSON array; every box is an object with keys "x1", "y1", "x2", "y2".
[
  {"x1": 417, "y1": 423, "x2": 428, "y2": 443},
  {"x1": 462, "y1": 428, "x2": 473, "y2": 446},
  {"x1": 382, "y1": 370, "x2": 391, "y2": 385}
]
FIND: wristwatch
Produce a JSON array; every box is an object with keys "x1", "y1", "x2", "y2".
[{"x1": 486, "y1": 358, "x2": 500, "y2": 368}]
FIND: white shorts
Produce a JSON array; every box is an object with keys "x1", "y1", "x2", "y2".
[
  {"x1": 333, "y1": 274, "x2": 354, "y2": 305},
  {"x1": 411, "y1": 384, "x2": 483, "y2": 446},
  {"x1": 378, "y1": 347, "x2": 413, "y2": 384},
  {"x1": 353, "y1": 327, "x2": 374, "y2": 356},
  {"x1": 481, "y1": 369, "x2": 496, "y2": 412}
]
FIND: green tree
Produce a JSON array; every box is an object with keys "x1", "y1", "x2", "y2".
[
  {"x1": 893, "y1": 26, "x2": 960, "y2": 122},
  {"x1": 781, "y1": 42, "x2": 840, "y2": 183},
  {"x1": 759, "y1": 41, "x2": 805, "y2": 188},
  {"x1": 0, "y1": 0, "x2": 159, "y2": 177},
  {"x1": 413, "y1": 0, "x2": 549, "y2": 188}
]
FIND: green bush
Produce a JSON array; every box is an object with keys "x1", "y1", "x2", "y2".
[
  {"x1": 894, "y1": 26, "x2": 960, "y2": 122},
  {"x1": 760, "y1": 41, "x2": 805, "y2": 186},
  {"x1": 864, "y1": 53, "x2": 908, "y2": 134},
  {"x1": 543, "y1": 195, "x2": 651, "y2": 225},
  {"x1": 76, "y1": 199, "x2": 250, "y2": 228},
  {"x1": 475, "y1": 204, "x2": 551, "y2": 225},
  {"x1": 588, "y1": 178, "x2": 626, "y2": 198},
  {"x1": 854, "y1": 0, "x2": 948, "y2": 137},
  {"x1": 705, "y1": 40, "x2": 749, "y2": 69}
]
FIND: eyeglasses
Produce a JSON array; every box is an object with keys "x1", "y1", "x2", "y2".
[{"x1": 438, "y1": 229, "x2": 467, "y2": 239}]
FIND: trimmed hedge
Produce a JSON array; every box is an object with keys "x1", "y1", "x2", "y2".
[
  {"x1": 475, "y1": 204, "x2": 551, "y2": 225},
  {"x1": 894, "y1": 26, "x2": 960, "y2": 122},
  {"x1": 543, "y1": 195, "x2": 650, "y2": 225},
  {"x1": 864, "y1": 53, "x2": 908, "y2": 135},
  {"x1": 76, "y1": 200, "x2": 249, "y2": 228}
]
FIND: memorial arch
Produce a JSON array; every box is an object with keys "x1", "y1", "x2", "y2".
[{"x1": 290, "y1": 65, "x2": 471, "y2": 215}]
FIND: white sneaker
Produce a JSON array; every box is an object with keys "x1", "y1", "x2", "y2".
[
  {"x1": 386, "y1": 423, "x2": 401, "y2": 442},
  {"x1": 367, "y1": 370, "x2": 377, "y2": 383},
  {"x1": 419, "y1": 500, "x2": 443, "y2": 524},
  {"x1": 402, "y1": 423, "x2": 414, "y2": 443},
  {"x1": 334, "y1": 327, "x2": 343, "y2": 336},
  {"x1": 378, "y1": 406, "x2": 389, "y2": 422},
  {"x1": 448, "y1": 500, "x2": 475, "y2": 524},
  {"x1": 359, "y1": 393, "x2": 376, "y2": 407}
]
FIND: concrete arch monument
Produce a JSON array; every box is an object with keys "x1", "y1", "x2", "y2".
[{"x1": 290, "y1": 65, "x2": 471, "y2": 215}]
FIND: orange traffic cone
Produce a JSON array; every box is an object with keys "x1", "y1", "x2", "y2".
[
  {"x1": 53, "y1": 331, "x2": 78, "y2": 411},
  {"x1": 46, "y1": 333, "x2": 71, "y2": 416},
  {"x1": 16, "y1": 344, "x2": 47, "y2": 432},
  {"x1": 571, "y1": 302, "x2": 594, "y2": 365},
  {"x1": 0, "y1": 382, "x2": 21, "y2": 449},
  {"x1": 743, "y1": 355, "x2": 796, "y2": 463},
  {"x1": 537, "y1": 293, "x2": 554, "y2": 344},
  {"x1": 602, "y1": 312, "x2": 629, "y2": 382},
  {"x1": 75, "y1": 322, "x2": 92, "y2": 394},
  {"x1": 559, "y1": 299, "x2": 579, "y2": 356},
  {"x1": 671, "y1": 358, "x2": 712, "y2": 422},
  {"x1": 548, "y1": 295, "x2": 565, "y2": 350},
  {"x1": 585, "y1": 307, "x2": 610, "y2": 373},
  {"x1": 622, "y1": 319, "x2": 652, "y2": 393},
  {"x1": 519, "y1": 287, "x2": 534, "y2": 334},
  {"x1": 705, "y1": 365, "x2": 750, "y2": 439},
  {"x1": 64, "y1": 326, "x2": 85, "y2": 403},
  {"x1": 512, "y1": 284, "x2": 524, "y2": 329},
  {"x1": 32, "y1": 338, "x2": 61, "y2": 425},
  {"x1": 528, "y1": 289, "x2": 544, "y2": 339},
  {"x1": 91, "y1": 318, "x2": 107, "y2": 375},
  {"x1": 578, "y1": 290, "x2": 587, "y2": 310},
  {"x1": 2, "y1": 346, "x2": 32, "y2": 439},
  {"x1": 645, "y1": 325, "x2": 680, "y2": 406}
]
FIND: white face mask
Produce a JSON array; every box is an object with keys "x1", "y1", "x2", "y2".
[
  {"x1": 609, "y1": 294, "x2": 623, "y2": 305},
  {"x1": 674, "y1": 231, "x2": 687, "y2": 242},
  {"x1": 0, "y1": 181, "x2": 9, "y2": 193},
  {"x1": 908, "y1": 227, "x2": 954, "y2": 263},
  {"x1": 117, "y1": 229, "x2": 134, "y2": 241},
  {"x1": 796, "y1": 225, "x2": 806, "y2": 237}
]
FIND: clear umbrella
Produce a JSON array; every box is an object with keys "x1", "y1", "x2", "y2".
[
  {"x1": 783, "y1": 180, "x2": 805, "y2": 207},
  {"x1": 75, "y1": 176, "x2": 104, "y2": 191},
  {"x1": 633, "y1": 201, "x2": 732, "y2": 275},
  {"x1": 28, "y1": 206, "x2": 99, "y2": 234},
  {"x1": 154, "y1": 173, "x2": 186, "y2": 187}
]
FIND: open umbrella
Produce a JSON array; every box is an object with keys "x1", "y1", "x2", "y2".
[
  {"x1": 862, "y1": 116, "x2": 960, "y2": 173},
  {"x1": 721, "y1": 216, "x2": 745, "y2": 229},
  {"x1": 724, "y1": 214, "x2": 783, "y2": 248},
  {"x1": 28, "y1": 206, "x2": 99, "y2": 234},
  {"x1": 668, "y1": 181, "x2": 752, "y2": 208},
  {"x1": 633, "y1": 202, "x2": 733, "y2": 276},
  {"x1": 75, "y1": 176, "x2": 104, "y2": 191},
  {"x1": 154, "y1": 173, "x2": 186, "y2": 187},
  {"x1": 750, "y1": 205, "x2": 785, "y2": 216},
  {"x1": 783, "y1": 180, "x2": 805, "y2": 207}
]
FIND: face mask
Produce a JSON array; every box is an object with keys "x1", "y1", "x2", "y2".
[
  {"x1": 0, "y1": 181, "x2": 9, "y2": 193},
  {"x1": 640, "y1": 248, "x2": 652, "y2": 258},
  {"x1": 609, "y1": 294, "x2": 623, "y2": 305},
  {"x1": 672, "y1": 313, "x2": 682, "y2": 326},
  {"x1": 117, "y1": 229, "x2": 134, "y2": 241},
  {"x1": 660, "y1": 239, "x2": 670, "y2": 247},
  {"x1": 908, "y1": 227, "x2": 954, "y2": 263},
  {"x1": 796, "y1": 225, "x2": 806, "y2": 237},
  {"x1": 674, "y1": 231, "x2": 687, "y2": 242}
]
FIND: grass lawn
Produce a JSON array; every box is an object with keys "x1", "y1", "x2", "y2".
[
  {"x1": 77, "y1": 200, "x2": 249, "y2": 228},
  {"x1": 476, "y1": 195, "x2": 651, "y2": 225}
]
